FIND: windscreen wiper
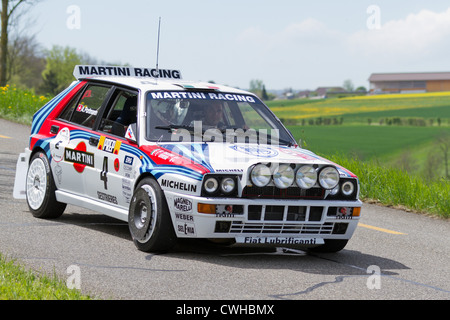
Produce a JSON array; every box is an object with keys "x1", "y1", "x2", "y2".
[{"x1": 154, "y1": 124, "x2": 196, "y2": 133}]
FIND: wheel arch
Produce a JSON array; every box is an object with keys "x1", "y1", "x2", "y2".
[
  {"x1": 29, "y1": 146, "x2": 46, "y2": 164},
  {"x1": 133, "y1": 172, "x2": 158, "y2": 191}
]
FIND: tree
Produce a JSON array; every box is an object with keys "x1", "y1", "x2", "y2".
[
  {"x1": 261, "y1": 84, "x2": 268, "y2": 100},
  {"x1": 40, "y1": 45, "x2": 84, "y2": 95},
  {"x1": 249, "y1": 79, "x2": 263, "y2": 92},
  {"x1": 0, "y1": 0, "x2": 34, "y2": 86},
  {"x1": 7, "y1": 34, "x2": 45, "y2": 88},
  {"x1": 343, "y1": 79, "x2": 354, "y2": 92}
]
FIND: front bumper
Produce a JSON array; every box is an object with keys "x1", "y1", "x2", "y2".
[{"x1": 164, "y1": 190, "x2": 362, "y2": 247}]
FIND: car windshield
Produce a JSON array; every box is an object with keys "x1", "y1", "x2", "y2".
[{"x1": 145, "y1": 90, "x2": 295, "y2": 145}]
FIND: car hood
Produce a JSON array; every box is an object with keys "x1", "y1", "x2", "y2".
[{"x1": 146, "y1": 142, "x2": 356, "y2": 178}]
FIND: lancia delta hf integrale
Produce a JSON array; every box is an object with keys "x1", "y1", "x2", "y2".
[{"x1": 13, "y1": 65, "x2": 362, "y2": 253}]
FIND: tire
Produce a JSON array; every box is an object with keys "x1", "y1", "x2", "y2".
[
  {"x1": 26, "y1": 151, "x2": 66, "y2": 219},
  {"x1": 128, "y1": 177, "x2": 177, "y2": 252},
  {"x1": 308, "y1": 239, "x2": 348, "y2": 253}
]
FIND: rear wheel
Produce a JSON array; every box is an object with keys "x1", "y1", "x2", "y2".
[
  {"x1": 26, "y1": 151, "x2": 66, "y2": 219},
  {"x1": 128, "y1": 178, "x2": 176, "y2": 252}
]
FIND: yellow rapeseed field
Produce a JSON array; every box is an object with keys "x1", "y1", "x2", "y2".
[{"x1": 269, "y1": 91, "x2": 450, "y2": 121}]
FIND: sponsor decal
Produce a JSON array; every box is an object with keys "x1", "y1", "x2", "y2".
[
  {"x1": 54, "y1": 164, "x2": 62, "y2": 184},
  {"x1": 97, "y1": 136, "x2": 121, "y2": 154},
  {"x1": 149, "y1": 91, "x2": 256, "y2": 103},
  {"x1": 122, "y1": 178, "x2": 132, "y2": 203},
  {"x1": 64, "y1": 142, "x2": 94, "y2": 173},
  {"x1": 150, "y1": 148, "x2": 184, "y2": 165},
  {"x1": 216, "y1": 204, "x2": 236, "y2": 217},
  {"x1": 174, "y1": 197, "x2": 192, "y2": 212},
  {"x1": 278, "y1": 147, "x2": 317, "y2": 160},
  {"x1": 215, "y1": 168, "x2": 243, "y2": 173},
  {"x1": 230, "y1": 145, "x2": 278, "y2": 158},
  {"x1": 236, "y1": 236, "x2": 323, "y2": 245},
  {"x1": 76, "y1": 104, "x2": 98, "y2": 116},
  {"x1": 97, "y1": 191, "x2": 118, "y2": 204},
  {"x1": 114, "y1": 158, "x2": 120, "y2": 172},
  {"x1": 161, "y1": 179, "x2": 197, "y2": 193},
  {"x1": 336, "y1": 207, "x2": 354, "y2": 219},
  {"x1": 176, "y1": 222, "x2": 196, "y2": 236},
  {"x1": 74, "y1": 65, "x2": 181, "y2": 79},
  {"x1": 122, "y1": 155, "x2": 135, "y2": 179},
  {"x1": 174, "y1": 212, "x2": 194, "y2": 222},
  {"x1": 51, "y1": 127, "x2": 70, "y2": 163},
  {"x1": 124, "y1": 155, "x2": 134, "y2": 165},
  {"x1": 125, "y1": 125, "x2": 136, "y2": 141}
]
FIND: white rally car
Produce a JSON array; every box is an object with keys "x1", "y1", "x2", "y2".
[{"x1": 14, "y1": 65, "x2": 362, "y2": 253}]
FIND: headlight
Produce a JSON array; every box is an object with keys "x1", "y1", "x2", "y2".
[
  {"x1": 250, "y1": 164, "x2": 271, "y2": 187},
  {"x1": 295, "y1": 165, "x2": 317, "y2": 189},
  {"x1": 204, "y1": 177, "x2": 219, "y2": 194},
  {"x1": 318, "y1": 166, "x2": 340, "y2": 189},
  {"x1": 220, "y1": 177, "x2": 236, "y2": 194},
  {"x1": 273, "y1": 164, "x2": 294, "y2": 189},
  {"x1": 341, "y1": 180, "x2": 355, "y2": 196}
]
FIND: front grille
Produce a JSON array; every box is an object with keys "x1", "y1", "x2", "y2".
[
  {"x1": 247, "y1": 205, "x2": 324, "y2": 222},
  {"x1": 213, "y1": 203, "x2": 352, "y2": 235},
  {"x1": 242, "y1": 186, "x2": 325, "y2": 199}
]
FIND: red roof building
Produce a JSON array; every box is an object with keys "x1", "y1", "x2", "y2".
[{"x1": 369, "y1": 72, "x2": 450, "y2": 93}]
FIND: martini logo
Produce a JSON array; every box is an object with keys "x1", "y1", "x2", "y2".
[
  {"x1": 64, "y1": 142, "x2": 94, "y2": 173},
  {"x1": 97, "y1": 136, "x2": 121, "y2": 154}
]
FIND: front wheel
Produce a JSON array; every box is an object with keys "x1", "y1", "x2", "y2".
[
  {"x1": 128, "y1": 178, "x2": 177, "y2": 252},
  {"x1": 26, "y1": 151, "x2": 66, "y2": 219}
]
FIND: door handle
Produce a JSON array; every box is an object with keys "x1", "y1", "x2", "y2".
[
  {"x1": 50, "y1": 125, "x2": 59, "y2": 134},
  {"x1": 89, "y1": 136, "x2": 99, "y2": 146}
]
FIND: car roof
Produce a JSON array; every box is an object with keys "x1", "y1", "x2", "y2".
[{"x1": 79, "y1": 76, "x2": 250, "y2": 95}]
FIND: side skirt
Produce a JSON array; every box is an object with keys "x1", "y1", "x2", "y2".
[{"x1": 55, "y1": 190, "x2": 129, "y2": 222}]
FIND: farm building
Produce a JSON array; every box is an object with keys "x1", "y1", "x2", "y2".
[{"x1": 369, "y1": 72, "x2": 450, "y2": 93}]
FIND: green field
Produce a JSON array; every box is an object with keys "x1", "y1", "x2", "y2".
[
  {"x1": 266, "y1": 92, "x2": 450, "y2": 181},
  {"x1": 267, "y1": 92, "x2": 450, "y2": 125},
  {"x1": 287, "y1": 125, "x2": 447, "y2": 159},
  {"x1": 287, "y1": 125, "x2": 449, "y2": 179}
]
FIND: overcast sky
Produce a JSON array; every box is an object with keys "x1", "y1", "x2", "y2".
[{"x1": 24, "y1": 0, "x2": 450, "y2": 91}]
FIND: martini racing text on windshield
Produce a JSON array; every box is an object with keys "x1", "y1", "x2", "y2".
[{"x1": 13, "y1": 65, "x2": 362, "y2": 253}]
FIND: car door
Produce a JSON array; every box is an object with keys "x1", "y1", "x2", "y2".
[{"x1": 83, "y1": 87, "x2": 139, "y2": 209}]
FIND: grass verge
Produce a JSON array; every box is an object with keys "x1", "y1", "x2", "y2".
[
  {"x1": 0, "y1": 85, "x2": 50, "y2": 125},
  {"x1": 329, "y1": 154, "x2": 450, "y2": 219},
  {"x1": 0, "y1": 254, "x2": 92, "y2": 300}
]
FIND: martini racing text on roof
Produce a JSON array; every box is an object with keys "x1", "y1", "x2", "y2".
[{"x1": 73, "y1": 65, "x2": 182, "y2": 79}]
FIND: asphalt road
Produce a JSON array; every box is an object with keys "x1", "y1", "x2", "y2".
[{"x1": 0, "y1": 118, "x2": 449, "y2": 301}]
